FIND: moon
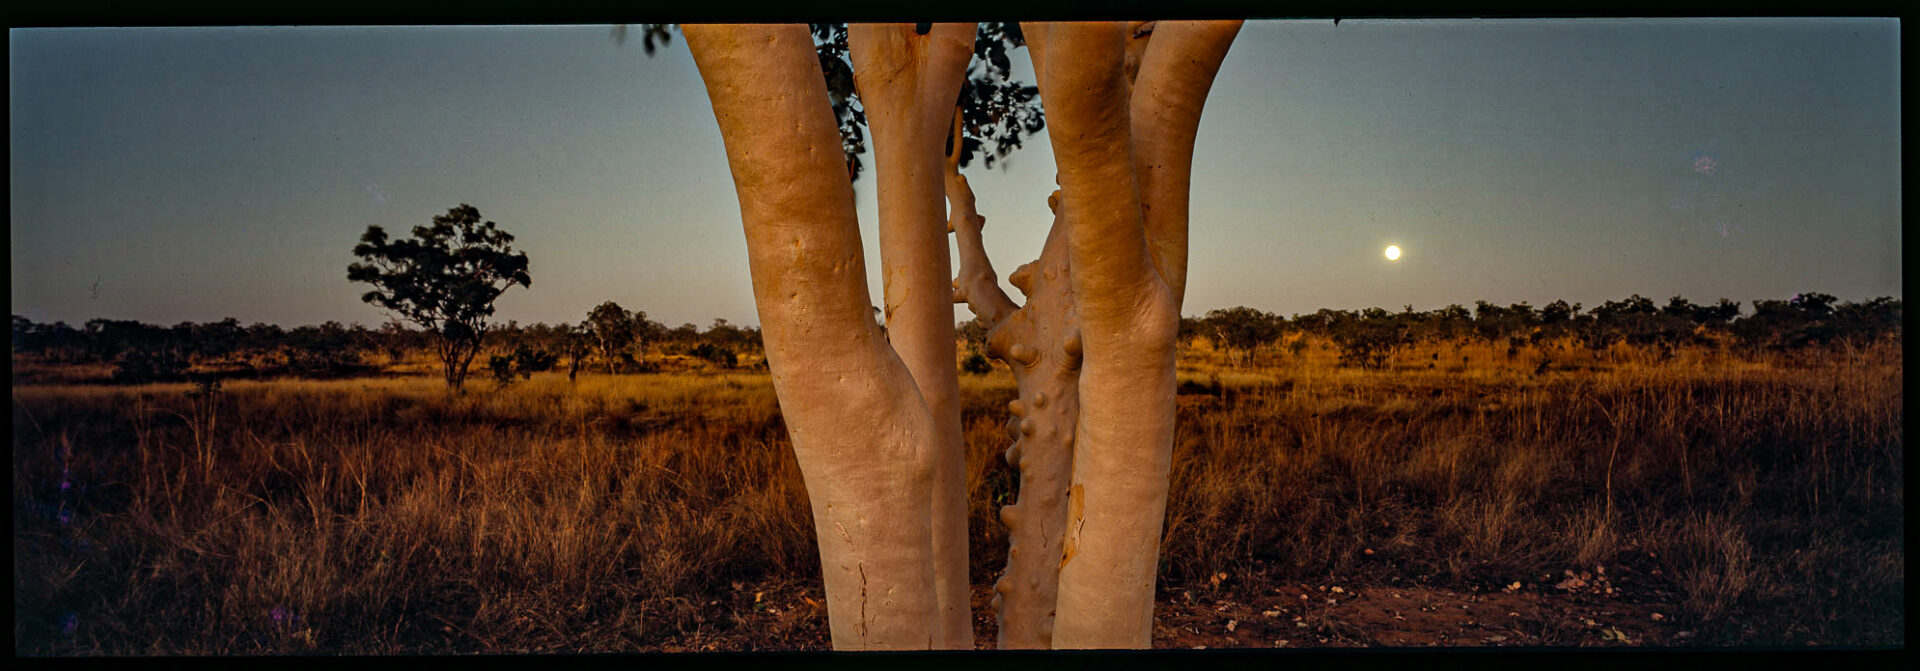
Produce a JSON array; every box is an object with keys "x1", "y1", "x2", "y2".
[{"x1": 1384, "y1": 245, "x2": 1402, "y2": 261}]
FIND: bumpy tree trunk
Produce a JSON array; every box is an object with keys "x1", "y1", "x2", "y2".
[
  {"x1": 1032, "y1": 19, "x2": 1241, "y2": 649},
  {"x1": 947, "y1": 130, "x2": 1084, "y2": 648},
  {"x1": 684, "y1": 24, "x2": 943, "y2": 649},
  {"x1": 847, "y1": 24, "x2": 977, "y2": 648}
]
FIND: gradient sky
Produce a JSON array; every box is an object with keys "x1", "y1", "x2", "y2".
[{"x1": 10, "y1": 19, "x2": 1901, "y2": 330}]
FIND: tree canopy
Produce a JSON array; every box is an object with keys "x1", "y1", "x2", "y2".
[
  {"x1": 627, "y1": 23, "x2": 1045, "y2": 181},
  {"x1": 348, "y1": 204, "x2": 530, "y2": 388}
]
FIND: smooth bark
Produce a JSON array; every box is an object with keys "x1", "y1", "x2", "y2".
[
  {"x1": 847, "y1": 22, "x2": 978, "y2": 649},
  {"x1": 1034, "y1": 20, "x2": 1240, "y2": 649},
  {"x1": 684, "y1": 23, "x2": 942, "y2": 650},
  {"x1": 683, "y1": 19, "x2": 1240, "y2": 650},
  {"x1": 1130, "y1": 21, "x2": 1244, "y2": 304}
]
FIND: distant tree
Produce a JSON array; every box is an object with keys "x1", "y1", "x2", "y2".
[
  {"x1": 1330, "y1": 308, "x2": 1412, "y2": 370},
  {"x1": 1290, "y1": 308, "x2": 1355, "y2": 337},
  {"x1": 1831, "y1": 296, "x2": 1901, "y2": 342},
  {"x1": 586, "y1": 301, "x2": 639, "y2": 374},
  {"x1": 632, "y1": 311, "x2": 664, "y2": 355},
  {"x1": 1660, "y1": 295, "x2": 1701, "y2": 321},
  {"x1": 512, "y1": 342, "x2": 559, "y2": 375},
  {"x1": 348, "y1": 204, "x2": 531, "y2": 390},
  {"x1": 489, "y1": 342, "x2": 558, "y2": 387},
  {"x1": 11, "y1": 316, "x2": 87, "y2": 362},
  {"x1": 667, "y1": 322, "x2": 700, "y2": 345},
  {"x1": 960, "y1": 351, "x2": 993, "y2": 375},
  {"x1": 1529, "y1": 300, "x2": 1584, "y2": 345},
  {"x1": 1697, "y1": 298, "x2": 1742, "y2": 325},
  {"x1": 1470, "y1": 301, "x2": 1539, "y2": 345},
  {"x1": 1540, "y1": 300, "x2": 1579, "y2": 324},
  {"x1": 956, "y1": 318, "x2": 991, "y2": 351},
  {"x1": 689, "y1": 341, "x2": 738, "y2": 368},
  {"x1": 704, "y1": 318, "x2": 755, "y2": 352},
  {"x1": 82, "y1": 318, "x2": 186, "y2": 382},
  {"x1": 1426, "y1": 304, "x2": 1473, "y2": 342},
  {"x1": 1788, "y1": 292, "x2": 1837, "y2": 317},
  {"x1": 487, "y1": 354, "x2": 518, "y2": 387},
  {"x1": 1202, "y1": 306, "x2": 1284, "y2": 365},
  {"x1": 285, "y1": 321, "x2": 365, "y2": 375},
  {"x1": 377, "y1": 321, "x2": 415, "y2": 363},
  {"x1": 1729, "y1": 292, "x2": 1892, "y2": 352},
  {"x1": 490, "y1": 319, "x2": 526, "y2": 352},
  {"x1": 181, "y1": 318, "x2": 245, "y2": 364},
  {"x1": 244, "y1": 322, "x2": 286, "y2": 362},
  {"x1": 557, "y1": 322, "x2": 588, "y2": 381},
  {"x1": 1578, "y1": 293, "x2": 1699, "y2": 356}
]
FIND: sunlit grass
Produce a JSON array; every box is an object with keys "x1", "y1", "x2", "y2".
[{"x1": 11, "y1": 335, "x2": 1903, "y2": 652}]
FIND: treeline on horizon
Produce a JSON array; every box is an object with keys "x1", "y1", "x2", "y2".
[
  {"x1": 9, "y1": 301, "x2": 762, "y2": 384},
  {"x1": 1173, "y1": 292, "x2": 1902, "y2": 370},
  {"x1": 11, "y1": 292, "x2": 1903, "y2": 385}
]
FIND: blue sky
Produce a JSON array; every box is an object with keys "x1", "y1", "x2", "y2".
[{"x1": 10, "y1": 19, "x2": 1900, "y2": 329}]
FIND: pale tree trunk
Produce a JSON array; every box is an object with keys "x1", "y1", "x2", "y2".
[
  {"x1": 685, "y1": 19, "x2": 1240, "y2": 651},
  {"x1": 847, "y1": 23, "x2": 976, "y2": 648},
  {"x1": 1129, "y1": 21, "x2": 1242, "y2": 306},
  {"x1": 946, "y1": 106, "x2": 1085, "y2": 648},
  {"x1": 684, "y1": 23, "x2": 942, "y2": 650},
  {"x1": 1032, "y1": 19, "x2": 1241, "y2": 649}
]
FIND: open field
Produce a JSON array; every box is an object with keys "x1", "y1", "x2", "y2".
[{"x1": 12, "y1": 336, "x2": 1903, "y2": 653}]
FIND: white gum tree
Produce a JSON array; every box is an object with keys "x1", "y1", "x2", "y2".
[{"x1": 681, "y1": 19, "x2": 1241, "y2": 650}]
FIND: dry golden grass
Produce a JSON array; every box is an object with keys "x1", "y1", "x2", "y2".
[{"x1": 11, "y1": 335, "x2": 1903, "y2": 653}]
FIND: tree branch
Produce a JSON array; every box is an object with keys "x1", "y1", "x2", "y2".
[
  {"x1": 946, "y1": 114, "x2": 1018, "y2": 326},
  {"x1": 1128, "y1": 19, "x2": 1243, "y2": 305}
]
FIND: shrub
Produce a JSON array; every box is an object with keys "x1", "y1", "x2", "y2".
[
  {"x1": 488, "y1": 355, "x2": 518, "y2": 387},
  {"x1": 689, "y1": 342, "x2": 737, "y2": 368},
  {"x1": 510, "y1": 344, "x2": 558, "y2": 374},
  {"x1": 961, "y1": 352, "x2": 992, "y2": 375},
  {"x1": 1330, "y1": 318, "x2": 1410, "y2": 370},
  {"x1": 111, "y1": 348, "x2": 188, "y2": 384}
]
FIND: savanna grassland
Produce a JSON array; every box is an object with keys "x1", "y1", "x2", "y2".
[{"x1": 12, "y1": 334, "x2": 1903, "y2": 653}]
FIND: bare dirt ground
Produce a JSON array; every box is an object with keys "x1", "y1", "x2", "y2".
[
  {"x1": 1149, "y1": 579, "x2": 1684, "y2": 649},
  {"x1": 619, "y1": 558, "x2": 1722, "y2": 652}
]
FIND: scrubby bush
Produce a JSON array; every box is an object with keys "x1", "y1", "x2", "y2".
[
  {"x1": 961, "y1": 352, "x2": 992, "y2": 375},
  {"x1": 510, "y1": 344, "x2": 558, "y2": 374},
  {"x1": 689, "y1": 342, "x2": 737, "y2": 368},
  {"x1": 1329, "y1": 308, "x2": 1414, "y2": 369},
  {"x1": 111, "y1": 348, "x2": 189, "y2": 384}
]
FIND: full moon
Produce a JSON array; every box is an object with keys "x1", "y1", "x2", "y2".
[{"x1": 1384, "y1": 245, "x2": 1402, "y2": 261}]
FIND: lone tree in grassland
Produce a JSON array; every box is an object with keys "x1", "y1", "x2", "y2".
[
  {"x1": 681, "y1": 20, "x2": 1240, "y2": 649},
  {"x1": 560, "y1": 322, "x2": 591, "y2": 381},
  {"x1": 585, "y1": 301, "x2": 639, "y2": 374},
  {"x1": 348, "y1": 204, "x2": 530, "y2": 390}
]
